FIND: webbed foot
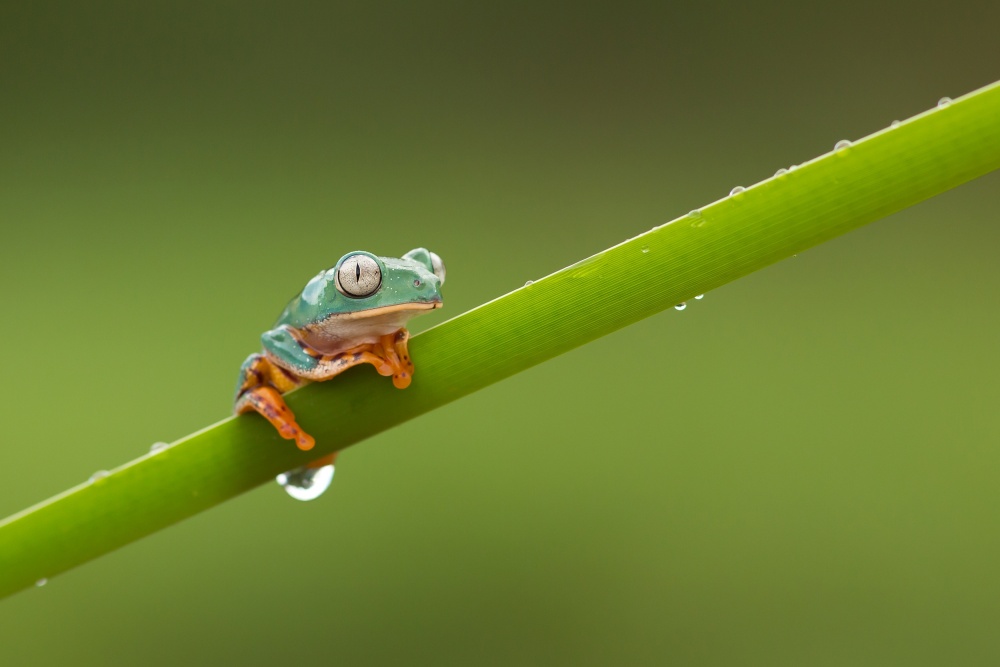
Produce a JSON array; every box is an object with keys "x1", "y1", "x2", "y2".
[
  {"x1": 380, "y1": 330, "x2": 414, "y2": 389},
  {"x1": 236, "y1": 385, "x2": 315, "y2": 451}
]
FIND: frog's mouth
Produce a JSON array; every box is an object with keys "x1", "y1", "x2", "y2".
[{"x1": 333, "y1": 299, "x2": 442, "y2": 321}]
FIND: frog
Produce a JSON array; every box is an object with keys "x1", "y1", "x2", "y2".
[{"x1": 234, "y1": 248, "x2": 445, "y2": 499}]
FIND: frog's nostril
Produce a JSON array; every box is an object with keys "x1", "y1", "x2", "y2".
[{"x1": 413, "y1": 279, "x2": 422, "y2": 287}]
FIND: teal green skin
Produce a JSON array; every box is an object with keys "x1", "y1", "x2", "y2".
[{"x1": 259, "y1": 248, "x2": 444, "y2": 375}]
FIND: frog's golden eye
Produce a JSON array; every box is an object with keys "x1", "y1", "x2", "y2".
[
  {"x1": 336, "y1": 254, "x2": 382, "y2": 297},
  {"x1": 429, "y1": 251, "x2": 446, "y2": 285}
]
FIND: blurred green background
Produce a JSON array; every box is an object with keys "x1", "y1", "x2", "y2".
[{"x1": 2, "y1": 2, "x2": 999, "y2": 665}]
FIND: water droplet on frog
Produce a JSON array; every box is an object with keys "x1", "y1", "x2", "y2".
[
  {"x1": 150, "y1": 442, "x2": 168, "y2": 453},
  {"x1": 524, "y1": 280, "x2": 534, "y2": 286},
  {"x1": 834, "y1": 139, "x2": 852, "y2": 153},
  {"x1": 729, "y1": 186, "x2": 745, "y2": 197},
  {"x1": 277, "y1": 463, "x2": 335, "y2": 501},
  {"x1": 89, "y1": 470, "x2": 110, "y2": 483},
  {"x1": 687, "y1": 209, "x2": 705, "y2": 227},
  {"x1": 641, "y1": 245, "x2": 649, "y2": 254},
  {"x1": 890, "y1": 120, "x2": 901, "y2": 128},
  {"x1": 695, "y1": 294, "x2": 704, "y2": 300},
  {"x1": 774, "y1": 167, "x2": 788, "y2": 177},
  {"x1": 938, "y1": 97, "x2": 952, "y2": 108},
  {"x1": 36, "y1": 578, "x2": 48, "y2": 587},
  {"x1": 674, "y1": 302, "x2": 687, "y2": 311}
]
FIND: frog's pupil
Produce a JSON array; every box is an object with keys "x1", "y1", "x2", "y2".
[{"x1": 355, "y1": 262, "x2": 360, "y2": 282}]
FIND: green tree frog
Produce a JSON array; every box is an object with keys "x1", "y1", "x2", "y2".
[{"x1": 235, "y1": 248, "x2": 445, "y2": 499}]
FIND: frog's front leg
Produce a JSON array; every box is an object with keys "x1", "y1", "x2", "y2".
[{"x1": 234, "y1": 351, "x2": 315, "y2": 451}]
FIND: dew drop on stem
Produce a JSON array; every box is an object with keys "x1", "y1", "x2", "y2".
[{"x1": 277, "y1": 464, "x2": 335, "y2": 501}]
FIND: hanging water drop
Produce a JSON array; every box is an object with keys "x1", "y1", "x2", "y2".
[
  {"x1": 277, "y1": 464, "x2": 335, "y2": 501},
  {"x1": 674, "y1": 302, "x2": 687, "y2": 311},
  {"x1": 36, "y1": 578, "x2": 48, "y2": 587},
  {"x1": 695, "y1": 294, "x2": 704, "y2": 300},
  {"x1": 90, "y1": 470, "x2": 110, "y2": 482},
  {"x1": 938, "y1": 97, "x2": 952, "y2": 108},
  {"x1": 834, "y1": 139, "x2": 852, "y2": 154}
]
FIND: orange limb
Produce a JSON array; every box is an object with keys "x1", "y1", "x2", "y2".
[
  {"x1": 380, "y1": 331, "x2": 413, "y2": 389},
  {"x1": 333, "y1": 343, "x2": 395, "y2": 378},
  {"x1": 300, "y1": 330, "x2": 414, "y2": 388},
  {"x1": 237, "y1": 385, "x2": 315, "y2": 451},
  {"x1": 235, "y1": 354, "x2": 314, "y2": 451}
]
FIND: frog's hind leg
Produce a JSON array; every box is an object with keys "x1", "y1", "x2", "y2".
[
  {"x1": 234, "y1": 353, "x2": 315, "y2": 451},
  {"x1": 309, "y1": 331, "x2": 414, "y2": 388}
]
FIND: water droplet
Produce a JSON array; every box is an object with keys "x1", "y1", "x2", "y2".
[
  {"x1": 789, "y1": 164, "x2": 799, "y2": 172},
  {"x1": 729, "y1": 186, "x2": 745, "y2": 197},
  {"x1": 694, "y1": 294, "x2": 704, "y2": 300},
  {"x1": 774, "y1": 168, "x2": 788, "y2": 177},
  {"x1": 674, "y1": 303, "x2": 687, "y2": 311},
  {"x1": 687, "y1": 209, "x2": 705, "y2": 228},
  {"x1": 89, "y1": 470, "x2": 110, "y2": 483},
  {"x1": 890, "y1": 120, "x2": 901, "y2": 128},
  {"x1": 35, "y1": 578, "x2": 47, "y2": 587},
  {"x1": 834, "y1": 139, "x2": 852, "y2": 154},
  {"x1": 938, "y1": 97, "x2": 952, "y2": 108},
  {"x1": 524, "y1": 280, "x2": 534, "y2": 286},
  {"x1": 277, "y1": 464, "x2": 335, "y2": 501},
  {"x1": 150, "y1": 442, "x2": 168, "y2": 453},
  {"x1": 640, "y1": 246, "x2": 649, "y2": 254}
]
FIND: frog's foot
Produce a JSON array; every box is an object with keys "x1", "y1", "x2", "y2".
[
  {"x1": 234, "y1": 353, "x2": 314, "y2": 451},
  {"x1": 380, "y1": 330, "x2": 414, "y2": 389},
  {"x1": 236, "y1": 386, "x2": 315, "y2": 451}
]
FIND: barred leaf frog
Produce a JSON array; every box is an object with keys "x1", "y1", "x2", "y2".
[{"x1": 235, "y1": 248, "x2": 444, "y2": 499}]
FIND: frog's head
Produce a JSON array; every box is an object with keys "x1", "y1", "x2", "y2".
[{"x1": 291, "y1": 248, "x2": 444, "y2": 328}]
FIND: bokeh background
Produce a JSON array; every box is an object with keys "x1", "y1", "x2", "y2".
[{"x1": 2, "y1": 2, "x2": 999, "y2": 665}]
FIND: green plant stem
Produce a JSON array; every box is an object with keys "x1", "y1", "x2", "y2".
[{"x1": 2, "y1": 81, "x2": 999, "y2": 600}]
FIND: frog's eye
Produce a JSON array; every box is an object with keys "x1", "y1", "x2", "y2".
[
  {"x1": 429, "y1": 251, "x2": 446, "y2": 285},
  {"x1": 336, "y1": 254, "x2": 382, "y2": 297}
]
